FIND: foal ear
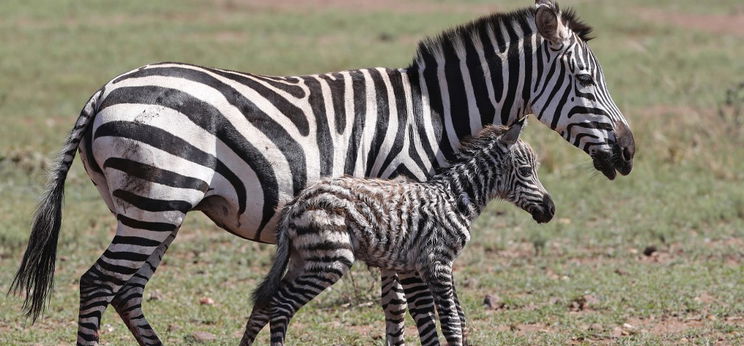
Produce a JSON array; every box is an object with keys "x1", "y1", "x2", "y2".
[
  {"x1": 499, "y1": 118, "x2": 526, "y2": 147},
  {"x1": 535, "y1": 0, "x2": 567, "y2": 44}
]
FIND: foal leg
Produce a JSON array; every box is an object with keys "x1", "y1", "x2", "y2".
[
  {"x1": 452, "y1": 282, "x2": 468, "y2": 345},
  {"x1": 420, "y1": 263, "x2": 462, "y2": 346},
  {"x1": 239, "y1": 305, "x2": 272, "y2": 346},
  {"x1": 399, "y1": 271, "x2": 440, "y2": 345},
  {"x1": 269, "y1": 254, "x2": 354, "y2": 345},
  {"x1": 109, "y1": 235, "x2": 175, "y2": 346},
  {"x1": 380, "y1": 270, "x2": 407, "y2": 345},
  {"x1": 240, "y1": 258, "x2": 304, "y2": 346}
]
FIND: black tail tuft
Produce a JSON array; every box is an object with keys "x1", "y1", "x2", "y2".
[
  {"x1": 7, "y1": 89, "x2": 99, "y2": 322},
  {"x1": 251, "y1": 209, "x2": 292, "y2": 310},
  {"x1": 9, "y1": 171, "x2": 67, "y2": 322}
]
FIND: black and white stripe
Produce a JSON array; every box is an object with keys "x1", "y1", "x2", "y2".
[
  {"x1": 240, "y1": 123, "x2": 554, "y2": 346},
  {"x1": 11, "y1": 1, "x2": 634, "y2": 345}
]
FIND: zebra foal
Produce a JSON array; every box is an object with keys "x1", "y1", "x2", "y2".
[{"x1": 241, "y1": 120, "x2": 554, "y2": 345}]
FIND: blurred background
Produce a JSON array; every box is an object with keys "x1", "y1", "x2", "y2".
[{"x1": 1, "y1": 0, "x2": 742, "y2": 344}]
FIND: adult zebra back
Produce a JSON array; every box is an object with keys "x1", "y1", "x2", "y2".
[{"x1": 12, "y1": 1, "x2": 635, "y2": 345}]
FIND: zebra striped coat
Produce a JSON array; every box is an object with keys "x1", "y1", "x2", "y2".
[
  {"x1": 241, "y1": 123, "x2": 554, "y2": 346},
  {"x1": 12, "y1": 1, "x2": 634, "y2": 345}
]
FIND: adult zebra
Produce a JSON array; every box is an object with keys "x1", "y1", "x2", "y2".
[{"x1": 12, "y1": 1, "x2": 634, "y2": 345}]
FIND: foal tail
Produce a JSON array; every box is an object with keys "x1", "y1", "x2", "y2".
[
  {"x1": 252, "y1": 205, "x2": 293, "y2": 310},
  {"x1": 9, "y1": 89, "x2": 102, "y2": 322}
]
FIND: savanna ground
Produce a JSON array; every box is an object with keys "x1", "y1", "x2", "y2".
[{"x1": 1, "y1": 0, "x2": 743, "y2": 344}]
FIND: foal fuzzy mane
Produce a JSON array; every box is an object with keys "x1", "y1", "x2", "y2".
[{"x1": 453, "y1": 125, "x2": 510, "y2": 161}]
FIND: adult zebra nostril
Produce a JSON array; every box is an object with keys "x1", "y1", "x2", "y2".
[
  {"x1": 621, "y1": 146, "x2": 631, "y2": 162},
  {"x1": 544, "y1": 195, "x2": 555, "y2": 216}
]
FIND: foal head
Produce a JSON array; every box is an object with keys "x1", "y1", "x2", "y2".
[{"x1": 480, "y1": 120, "x2": 555, "y2": 223}]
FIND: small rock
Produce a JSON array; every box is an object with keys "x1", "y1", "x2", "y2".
[
  {"x1": 643, "y1": 246, "x2": 657, "y2": 257},
  {"x1": 483, "y1": 294, "x2": 505, "y2": 310},
  {"x1": 546, "y1": 269, "x2": 560, "y2": 280},
  {"x1": 101, "y1": 323, "x2": 114, "y2": 334},
  {"x1": 191, "y1": 331, "x2": 217, "y2": 343},
  {"x1": 614, "y1": 268, "x2": 629, "y2": 276},
  {"x1": 148, "y1": 290, "x2": 163, "y2": 301},
  {"x1": 590, "y1": 323, "x2": 603, "y2": 332},
  {"x1": 199, "y1": 297, "x2": 215, "y2": 305},
  {"x1": 621, "y1": 323, "x2": 638, "y2": 335},
  {"x1": 584, "y1": 294, "x2": 599, "y2": 305},
  {"x1": 695, "y1": 293, "x2": 716, "y2": 304},
  {"x1": 167, "y1": 324, "x2": 180, "y2": 332},
  {"x1": 570, "y1": 294, "x2": 597, "y2": 311}
]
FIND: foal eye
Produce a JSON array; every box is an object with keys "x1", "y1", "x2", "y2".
[
  {"x1": 576, "y1": 74, "x2": 593, "y2": 86},
  {"x1": 518, "y1": 166, "x2": 532, "y2": 177}
]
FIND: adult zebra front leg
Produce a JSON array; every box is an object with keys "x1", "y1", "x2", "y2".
[
  {"x1": 109, "y1": 235, "x2": 175, "y2": 346},
  {"x1": 77, "y1": 209, "x2": 186, "y2": 345}
]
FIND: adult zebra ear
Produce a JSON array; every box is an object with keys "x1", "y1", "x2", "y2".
[
  {"x1": 535, "y1": 0, "x2": 567, "y2": 44},
  {"x1": 499, "y1": 117, "x2": 526, "y2": 147}
]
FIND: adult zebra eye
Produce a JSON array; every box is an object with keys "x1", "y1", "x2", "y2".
[
  {"x1": 518, "y1": 166, "x2": 532, "y2": 177},
  {"x1": 576, "y1": 74, "x2": 593, "y2": 86}
]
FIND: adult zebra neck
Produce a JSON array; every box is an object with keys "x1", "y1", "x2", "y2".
[{"x1": 407, "y1": 9, "x2": 541, "y2": 165}]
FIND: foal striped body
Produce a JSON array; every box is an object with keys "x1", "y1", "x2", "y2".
[
  {"x1": 12, "y1": 1, "x2": 634, "y2": 345},
  {"x1": 241, "y1": 123, "x2": 554, "y2": 345}
]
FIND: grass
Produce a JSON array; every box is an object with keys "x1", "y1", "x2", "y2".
[{"x1": 1, "y1": 0, "x2": 743, "y2": 344}]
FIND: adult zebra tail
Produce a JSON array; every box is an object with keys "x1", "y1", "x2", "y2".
[
  {"x1": 251, "y1": 204, "x2": 294, "y2": 310},
  {"x1": 9, "y1": 89, "x2": 102, "y2": 322}
]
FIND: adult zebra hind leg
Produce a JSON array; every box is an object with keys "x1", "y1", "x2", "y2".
[
  {"x1": 76, "y1": 207, "x2": 188, "y2": 345},
  {"x1": 109, "y1": 235, "x2": 175, "y2": 346},
  {"x1": 380, "y1": 271, "x2": 407, "y2": 345}
]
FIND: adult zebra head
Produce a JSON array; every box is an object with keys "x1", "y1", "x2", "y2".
[
  {"x1": 530, "y1": 0, "x2": 635, "y2": 179},
  {"x1": 412, "y1": 0, "x2": 635, "y2": 180}
]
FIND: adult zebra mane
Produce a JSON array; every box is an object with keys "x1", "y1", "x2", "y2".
[{"x1": 410, "y1": 6, "x2": 593, "y2": 68}]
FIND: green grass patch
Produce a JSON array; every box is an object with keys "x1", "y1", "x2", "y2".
[{"x1": 1, "y1": 0, "x2": 743, "y2": 344}]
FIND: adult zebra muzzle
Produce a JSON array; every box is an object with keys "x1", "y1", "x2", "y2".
[
  {"x1": 531, "y1": 194, "x2": 555, "y2": 224},
  {"x1": 593, "y1": 121, "x2": 635, "y2": 180}
]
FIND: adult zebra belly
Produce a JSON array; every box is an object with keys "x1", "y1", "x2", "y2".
[{"x1": 84, "y1": 63, "x2": 342, "y2": 243}]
